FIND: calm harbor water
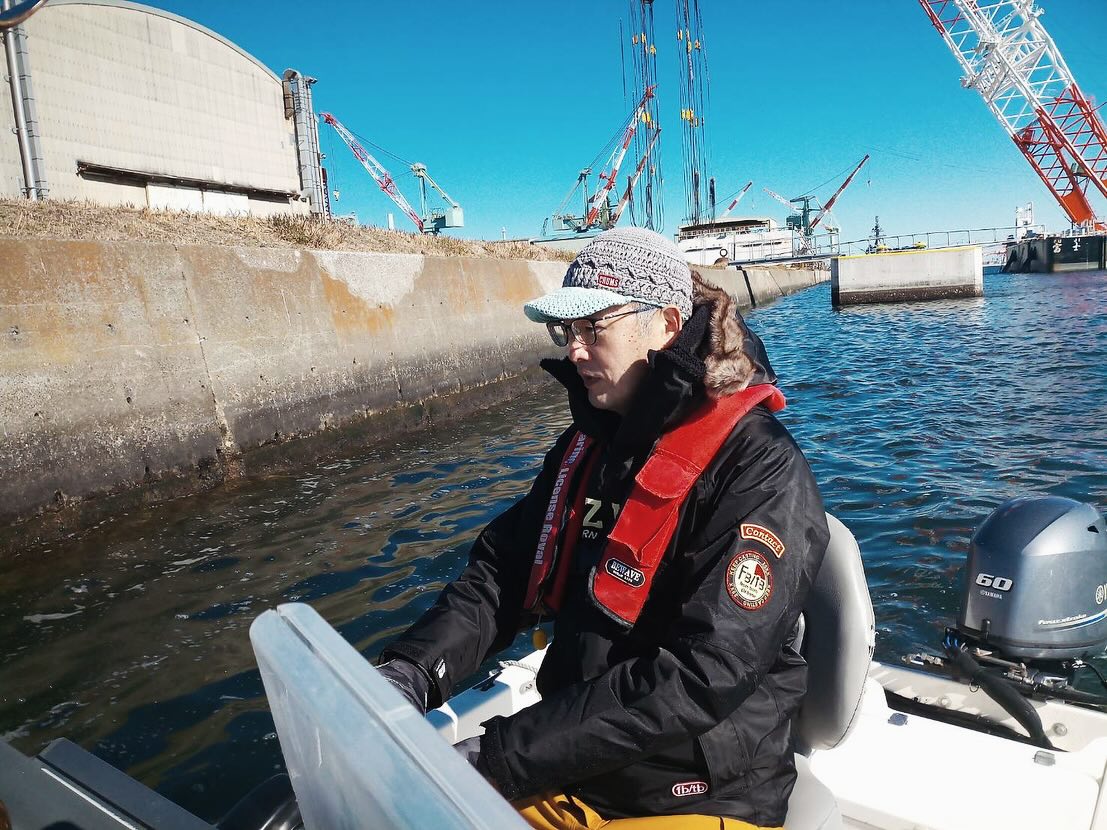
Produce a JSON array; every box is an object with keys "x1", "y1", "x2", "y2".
[{"x1": 2, "y1": 271, "x2": 1105, "y2": 819}]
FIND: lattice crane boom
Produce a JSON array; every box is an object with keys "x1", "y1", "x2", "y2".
[
  {"x1": 320, "y1": 112, "x2": 424, "y2": 232},
  {"x1": 919, "y1": 0, "x2": 1107, "y2": 228},
  {"x1": 611, "y1": 127, "x2": 661, "y2": 225},
  {"x1": 585, "y1": 86, "x2": 656, "y2": 226},
  {"x1": 763, "y1": 187, "x2": 796, "y2": 213}
]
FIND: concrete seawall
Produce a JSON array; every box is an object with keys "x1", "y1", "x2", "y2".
[{"x1": 0, "y1": 238, "x2": 825, "y2": 546}]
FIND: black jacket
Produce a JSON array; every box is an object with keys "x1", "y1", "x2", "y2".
[{"x1": 382, "y1": 275, "x2": 829, "y2": 826}]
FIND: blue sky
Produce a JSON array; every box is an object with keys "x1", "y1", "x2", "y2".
[{"x1": 149, "y1": 1, "x2": 1106, "y2": 242}]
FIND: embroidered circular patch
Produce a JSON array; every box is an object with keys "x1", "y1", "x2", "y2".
[{"x1": 726, "y1": 550, "x2": 773, "y2": 611}]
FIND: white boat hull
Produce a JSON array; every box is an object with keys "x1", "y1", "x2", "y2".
[{"x1": 431, "y1": 653, "x2": 1107, "y2": 830}]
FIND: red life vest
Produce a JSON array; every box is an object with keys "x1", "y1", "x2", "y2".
[{"x1": 524, "y1": 384, "x2": 786, "y2": 627}]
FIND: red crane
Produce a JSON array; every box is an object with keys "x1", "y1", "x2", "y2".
[
  {"x1": 585, "y1": 86, "x2": 657, "y2": 226},
  {"x1": 810, "y1": 154, "x2": 869, "y2": 231},
  {"x1": 611, "y1": 127, "x2": 662, "y2": 226},
  {"x1": 920, "y1": 0, "x2": 1107, "y2": 229}
]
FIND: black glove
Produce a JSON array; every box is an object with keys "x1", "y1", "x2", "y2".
[{"x1": 377, "y1": 658, "x2": 432, "y2": 716}]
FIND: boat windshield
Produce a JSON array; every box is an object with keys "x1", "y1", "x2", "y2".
[{"x1": 251, "y1": 603, "x2": 527, "y2": 829}]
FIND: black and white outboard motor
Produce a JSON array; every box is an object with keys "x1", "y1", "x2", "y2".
[{"x1": 941, "y1": 496, "x2": 1107, "y2": 745}]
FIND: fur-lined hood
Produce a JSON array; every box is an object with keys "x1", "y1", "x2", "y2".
[
  {"x1": 692, "y1": 271, "x2": 776, "y2": 397},
  {"x1": 694, "y1": 271, "x2": 759, "y2": 397}
]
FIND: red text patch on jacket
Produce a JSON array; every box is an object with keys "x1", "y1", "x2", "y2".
[{"x1": 740, "y1": 523, "x2": 786, "y2": 558}]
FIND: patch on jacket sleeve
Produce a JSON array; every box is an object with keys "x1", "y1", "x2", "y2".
[
  {"x1": 740, "y1": 523, "x2": 786, "y2": 558},
  {"x1": 726, "y1": 550, "x2": 773, "y2": 611}
]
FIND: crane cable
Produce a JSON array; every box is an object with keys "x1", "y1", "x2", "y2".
[
  {"x1": 626, "y1": 0, "x2": 661, "y2": 230},
  {"x1": 347, "y1": 127, "x2": 416, "y2": 170}
]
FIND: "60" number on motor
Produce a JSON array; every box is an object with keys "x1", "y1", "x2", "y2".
[{"x1": 976, "y1": 573, "x2": 1013, "y2": 591}]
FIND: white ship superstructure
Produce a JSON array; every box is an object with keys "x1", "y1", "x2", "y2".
[{"x1": 676, "y1": 217, "x2": 801, "y2": 266}]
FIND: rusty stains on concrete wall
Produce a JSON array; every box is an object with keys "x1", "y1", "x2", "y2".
[{"x1": 0, "y1": 238, "x2": 563, "y2": 548}]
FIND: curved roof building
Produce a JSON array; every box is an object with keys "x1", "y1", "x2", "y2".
[{"x1": 1, "y1": 0, "x2": 318, "y2": 215}]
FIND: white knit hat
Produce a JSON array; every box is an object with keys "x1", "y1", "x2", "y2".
[{"x1": 524, "y1": 227, "x2": 693, "y2": 323}]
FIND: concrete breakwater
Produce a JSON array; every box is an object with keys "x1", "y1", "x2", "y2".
[
  {"x1": 0, "y1": 238, "x2": 824, "y2": 547},
  {"x1": 832, "y1": 246, "x2": 983, "y2": 306}
]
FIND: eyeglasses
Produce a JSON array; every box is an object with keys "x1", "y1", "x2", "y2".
[{"x1": 546, "y1": 306, "x2": 654, "y2": 347}]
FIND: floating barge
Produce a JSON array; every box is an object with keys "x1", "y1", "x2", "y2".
[{"x1": 1004, "y1": 234, "x2": 1106, "y2": 273}]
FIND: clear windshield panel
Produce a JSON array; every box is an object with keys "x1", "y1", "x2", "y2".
[{"x1": 250, "y1": 603, "x2": 527, "y2": 830}]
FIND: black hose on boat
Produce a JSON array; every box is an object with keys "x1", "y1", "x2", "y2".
[{"x1": 944, "y1": 643, "x2": 1054, "y2": 750}]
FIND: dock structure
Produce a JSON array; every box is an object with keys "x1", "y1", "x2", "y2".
[{"x1": 831, "y1": 245, "x2": 983, "y2": 306}]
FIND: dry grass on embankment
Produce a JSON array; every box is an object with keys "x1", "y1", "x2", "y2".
[{"x1": 0, "y1": 199, "x2": 575, "y2": 261}]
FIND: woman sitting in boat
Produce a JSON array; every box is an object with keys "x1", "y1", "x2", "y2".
[{"x1": 377, "y1": 227, "x2": 829, "y2": 829}]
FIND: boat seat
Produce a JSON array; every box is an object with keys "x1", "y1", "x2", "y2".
[{"x1": 784, "y1": 513, "x2": 875, "y2": 829}]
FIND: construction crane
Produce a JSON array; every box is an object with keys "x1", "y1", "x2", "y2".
[
  {"x1": 544, "y1": 86, "x2": 657, "y2": 236},
  {"x1": 320, "y1": 112, "x2": 462, "y2": 234},
  {"x1": 611, "y1": 127, "x2": 661, "y2": 227},
  {"x1": 719, "y1": 181, "x2": 753, "y2": 220},
  {"x1": 920, "y1": 0, "x2": 1107, "y2": 229},
  {"x1": 410, "y1": 163, "x2": 464, "y2": 235},
  {"x1": 810, "y1": 155, "x2": 869, "y2": 230},
  {"x1": 763, "y1": 187, "x2": 816, "y2": 254},
  {"x1": 762, "y1": 155, "x2": 869, "y2": 238}
]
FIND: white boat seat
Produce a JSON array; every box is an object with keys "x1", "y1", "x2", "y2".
[
  {"x1": 784, "y1": 514, "x2": 875, "y2": 830},
  {"x1": 795, "y1": 513, "x2": 876, "y2": 753}
]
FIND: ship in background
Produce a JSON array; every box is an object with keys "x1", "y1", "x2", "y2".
[
  {"x1": 675, "y1": 157, "x2": 867, "y2": 266},
  {"x1": 676, "y1": 215, "x2": 796, "y2": 266}
]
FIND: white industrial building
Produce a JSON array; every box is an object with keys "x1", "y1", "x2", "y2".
[{"x1": 1, "y1": 0, "x2": 326, "y2": 216}]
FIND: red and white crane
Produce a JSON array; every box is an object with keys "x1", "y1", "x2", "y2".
[
  {"x1": 761, "y1": 154, "x2": 869, "y2": 237},
  {"x1": 719, "y1": 181, "x2": 753, "y2": 220},
  {"x1": 320, "y1": 112, "x2": 424, "y2": 232},
  {"x1": 920, "y1": 0, "x2": 1107, "y2": 229},
  {"x1": 809, "y1": 154, "x2": 869, "y2": 231},
  {"x1": 544, "y1": 86, "x2": 658, "y2": 236},
  {"x1": 611, "y1": 127, "x2": 662, "y2": 227},
  {"x1": 320, "y1": 112, "x2": 463, "y2": 234},
  {"x1": 584, "y1": 86, "x2": 657, "y2": 226}
]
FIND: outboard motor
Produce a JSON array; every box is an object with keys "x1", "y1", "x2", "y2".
[
  {"x1": 938, "y1": 496, "x2": 1107, "y2": 746},
  {"x1": 956, "y1": 496, "x2": 1107, "y2": 662}
]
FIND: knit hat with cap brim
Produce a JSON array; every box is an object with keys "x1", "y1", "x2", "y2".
[{"x1": 524, "y1": 227, "x2": 693, "y2": 323}]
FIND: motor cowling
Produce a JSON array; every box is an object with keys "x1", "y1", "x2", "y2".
[{"x1": 957, "y1": 496, "x2": 1107, "y2": 661}]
